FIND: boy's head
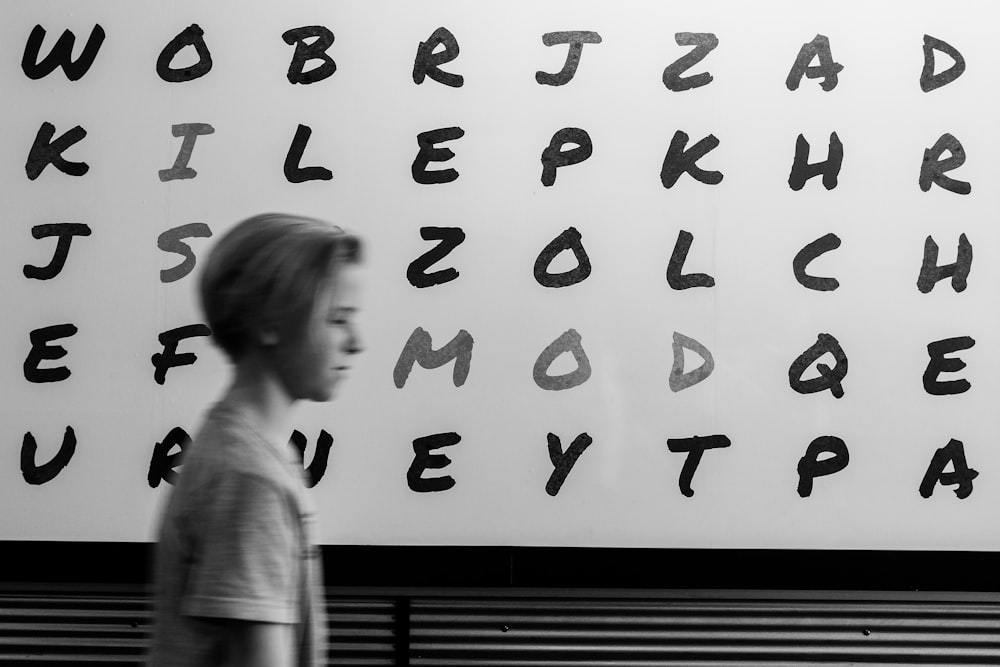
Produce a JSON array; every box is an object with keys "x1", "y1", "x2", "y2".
[{"x1": 199, "y1": 213, "x2": 362, "y2": 363}]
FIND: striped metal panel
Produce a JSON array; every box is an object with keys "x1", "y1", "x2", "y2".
[
  {"x1": 0, "y1": 590, "x2": 148, "y2": 663},
  {"x1": 4, "y1": 588, "x2": 1000, "y2": 665},
  {"x1": 408, "y1": 594, "x2": 1000, "y2": 666},
  {"x1": 326, "y1": 597, "x2": 399, "y2": 666},
  {"x1": 0, "y1": 588, "x2": 399, "y2": 665}
]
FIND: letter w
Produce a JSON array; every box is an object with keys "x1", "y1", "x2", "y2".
[{"x1": 22, "y1": 24, "x2": 106, "y2": 81}]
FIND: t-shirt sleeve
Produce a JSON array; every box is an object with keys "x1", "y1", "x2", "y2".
[{"x1": 180, "y1": 472, "x2": 300, "y2": 624}]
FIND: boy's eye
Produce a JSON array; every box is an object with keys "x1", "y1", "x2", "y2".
[
  {"x1": 328, "y1": 307, "x2": 356, "y2": 326},
  {"x1": 328, "y1": 311, "x2": 351, "y2": 325}
]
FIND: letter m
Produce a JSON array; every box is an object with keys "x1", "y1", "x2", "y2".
[{"x1": 393, "y1": 327, "x2": 474, "y2": 388}]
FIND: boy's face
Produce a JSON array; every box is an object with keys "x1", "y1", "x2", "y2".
[{"x1": 272, "y1": 264, "x2": 362, "y2": 402}]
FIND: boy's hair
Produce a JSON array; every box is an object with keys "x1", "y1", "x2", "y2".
[{"x1": 199, "y1": 213, "x2": 361, "y2": 361}]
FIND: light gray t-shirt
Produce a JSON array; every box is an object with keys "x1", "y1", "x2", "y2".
[{"x1": 148, "y1": 403, "x2": 325, "y2": 666}]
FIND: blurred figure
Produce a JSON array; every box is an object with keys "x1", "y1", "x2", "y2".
[{"x1": 149, "y1": 213, "x2": 362, "y2": 667}]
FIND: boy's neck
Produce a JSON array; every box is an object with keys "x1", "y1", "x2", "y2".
[{"x1": 220, "y1": 355, "x2": 296, "y2": 448}]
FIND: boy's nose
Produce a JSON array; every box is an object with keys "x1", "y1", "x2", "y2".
[{"x1": 345, "y1": 329, "x2": 363, "y2": 355}]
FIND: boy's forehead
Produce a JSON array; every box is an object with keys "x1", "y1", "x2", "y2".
[{"x1": 325, "y1": 265, "x2": 361, "y2": 305}]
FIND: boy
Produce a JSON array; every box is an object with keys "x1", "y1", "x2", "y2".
[{"x1": 149, "y1": 213, "x2": 362, "y2": 666}]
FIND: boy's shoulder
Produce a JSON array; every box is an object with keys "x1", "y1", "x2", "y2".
[{"x1": 182, "y1": 403, "x2": 298, "y2": 491}]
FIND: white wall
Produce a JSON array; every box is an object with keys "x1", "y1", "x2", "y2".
[{"x1": 2, "y1": 0, "x2": 998, "y2": 548}]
